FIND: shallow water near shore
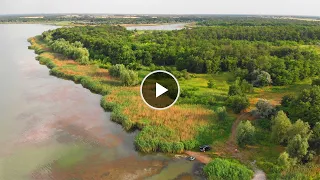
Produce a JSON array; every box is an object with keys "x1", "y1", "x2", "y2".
[{"x1": 0, "y1": 24, "x2": 203, "y2": 180}]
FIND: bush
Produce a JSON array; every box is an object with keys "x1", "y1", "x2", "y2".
[
  {"x1": 226, "y1": 95, "x2": 250, "y2": 113},
  {"x1": 236, "y1": 120, "x2": 255, "y2": 147},
  {"x1": 203, "y1": 158, "x2": 254, "y2": 180},
  {"x1": 255, "y1": 99, "x2": 276, "y2": 118},
  {"x1": 208, "y1": 79, "x2": 215, "y2": 88},
  {"x1": 228, "y1": 84, "x2": 243, "y2": 96},
  {"x1": 120, "y1": 69, "x2": 139, "y2": 86},
  {"x1": 312, "y1": 78, "x2": 320, "y2": 86},
  {"x1": 281, "y1": 94, "x2": 295, "y2": 107},
  {"x1": 216, "y1": 106, "x2": 227, "y2": 121},
  {"x1": 109, "y1": 64, "x2": 126, "y2": 77},
  {"x1": 134, "y1": 126, "x2": 181, "y2": 153},
  {"x1": 278, "y1": 152, "x2": 295, "y2": 169},
  {"x1": 182, "y1": 139, "x2": 198, "y2": 150}
]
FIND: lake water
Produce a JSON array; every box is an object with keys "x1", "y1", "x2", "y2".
[
  {"x1": 126, "y1": 23, "x2": 186, "y2": 30},
  {"x1": 0, "y1": 24, "x2": 202, "y2": 179}
]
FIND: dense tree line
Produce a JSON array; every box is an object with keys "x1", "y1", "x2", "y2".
[
  {"x1": 46, "y1": 23, "x2": 320, "y2": 86},
  {"x1": 49, "y1": 38, "x2": 89, "y2": 64},
  {"x1": 197, "y1": 17, "x2": 320, "y2": 27}
]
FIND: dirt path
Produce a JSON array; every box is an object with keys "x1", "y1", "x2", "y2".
[
  {"x1": 185, "y1": 151, "x2": 212, "y2": 164},
  {"x1": 185, "y1": 112, "x2": 266, "y2": 180}
]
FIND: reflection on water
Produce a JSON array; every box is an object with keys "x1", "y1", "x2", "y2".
[{"x1": 0, "y1": 24, "x2": 202, "y2": 180}]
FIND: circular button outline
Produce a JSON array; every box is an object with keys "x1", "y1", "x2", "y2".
[{"x1": 140, "y1": 70, "x2": 180, "y2": 110}]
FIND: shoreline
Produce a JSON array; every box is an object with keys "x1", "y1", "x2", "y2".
[
  {"x1": 27, "y1": 35, "x2": 216, "y2": 154},
  {"x1": 28, "y1": 34, "x2": 209, "y2": 179}
]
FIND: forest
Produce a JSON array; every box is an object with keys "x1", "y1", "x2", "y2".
[
  {"x1": 30, "y1": 19, "x2": 320, "y2": 179},
  {"x1": 47, "y1": 24, "x2": 320, "y2": 86}
]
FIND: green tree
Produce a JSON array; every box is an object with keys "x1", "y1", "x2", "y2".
[
  {"x1": 309, "y1": 122, "x2": 320, "y2": 154},
  {"x1": 252, "y1": 70, "x2": 272, "y2": 87},
  {"x1": 226, "y1": 95, "x2": 250, "y2": 113},
  {"x1": 278, "y1": 151, "x2": 295, "y2": 169},
  {"x1": 236, "y1": 120, "x2": 255, "y2": 147},
  {"x1": 255, "y1": 99, "x2": 275, "y2": 118},
  {"x1": 288, "y1": 86, "x2": 320, "y2": 126},
  {"x1": 287, "y1": 119, "x2": 312, "y2": 140},
  {"x1": 287, "y1": 134, "x2": 309, "y2": 160},
  {"x1": 271, "y1": 111, "x2": 292, "y2": 144}
]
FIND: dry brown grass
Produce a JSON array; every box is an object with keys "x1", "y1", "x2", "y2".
[{"x1": 32, "y1": 37, "x2": 214, "y2": 142}]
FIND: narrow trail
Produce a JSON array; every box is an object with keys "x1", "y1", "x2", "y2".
[{"x1": 185, "y1": 112, "x2": 266, "y2": 180}]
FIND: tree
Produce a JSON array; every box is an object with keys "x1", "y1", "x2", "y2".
[
  {"x1": 236, "y1": 120, "x2": 255, "y2": 147},
  {"x1": 288, "y1": 86, "x2": 320, "y2": 126},
  {"x1": 278, "y1": 152, "x2": 295, "y2": 169},
  {"x1": 271, "y1": 111, "x2": 292, "y2": 144},
  {"x1": 309, "y1": 122, "x2": 320, "y2": 154},
  {"x1": 287, "y1": 119, "x2": 311, "y2": 140},
  {"x1": 226, "y1": 95, "x2": 250, "y2": 113},
  {"x1": 255, "y1": 99, "x2": 275, "y2": 118},
  {"x1": 287, "y1": 134, "x2": 309, "y2": 160},
  {"x1": 253, "y1": 70, "x2": 272, "y2": 87}
]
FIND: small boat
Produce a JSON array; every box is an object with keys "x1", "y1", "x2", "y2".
[{"x1": 188, "y1": 156, "x2": 196, "y2": 161}]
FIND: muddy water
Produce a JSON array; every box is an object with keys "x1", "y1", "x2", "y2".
[{"x1": 0, "y1": 24, "x2": 202, "y2": 180}]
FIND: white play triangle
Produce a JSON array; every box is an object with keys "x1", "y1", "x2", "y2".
[{"x1": 156, "y1": 83, "x2": 168, "y2": 98}]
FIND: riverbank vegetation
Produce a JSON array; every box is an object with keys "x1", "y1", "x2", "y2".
[{"x1": 28, "y1": 18, "x2": 320, "y2": 179}]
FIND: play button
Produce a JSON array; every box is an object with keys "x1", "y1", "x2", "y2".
[
  {"x1": 156, "y1": 83, "x2": 168, "y2": 98},
  {"x1": 140, "y1": 70, "x2": 180, "y2": 110}
]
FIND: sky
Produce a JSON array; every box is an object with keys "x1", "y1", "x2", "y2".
[{"x1": 1, "y1": 0, "x2": 320, "y2": 16}]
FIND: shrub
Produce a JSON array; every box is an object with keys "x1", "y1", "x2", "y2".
[
  {"x1": 109, "y1": 64, "x2": 126, "y2": 77},
  {"x1": 182, "y1": 139, "x2": 197, "y2": 150},
  {"x1": 312, "y1": 78, "x2": 320, "y2": 86},
  {"x1": 278, "y1": 152, "x2": 295, "y2": 169},
  {"x1": 281, "y1": 94, "x2": 295, "y2": 107},
  {"x1": 226, "y1": 95, "x2": 250, "y2": 113},
  {"x1": 255, "y1": 99, "x2": 276, "y2": 118},
  {"x1": 228, "y1": 84, "x2": 242, "y2": 96},
  {"x1": 236, "y1": 120, "x2": 255, "y2": 147},
  {"x1": 249, "y1": 70, "x2": 272, "y2": 87},
  {"x1": 208, "y1": 79, "x2": 215, "y2": 88},
  {"x1": 120, "y1": 69, "x2": 139, "y2": 86},
  {"x1": 134, "y1": 126, "x2": 181, "y2": 153},
  {"x1": 203, "y1": 158, "x2": 254, "y2": 180},
  {"x1": 216, "y1": 106, "x2": 227, "y2": 121}
]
